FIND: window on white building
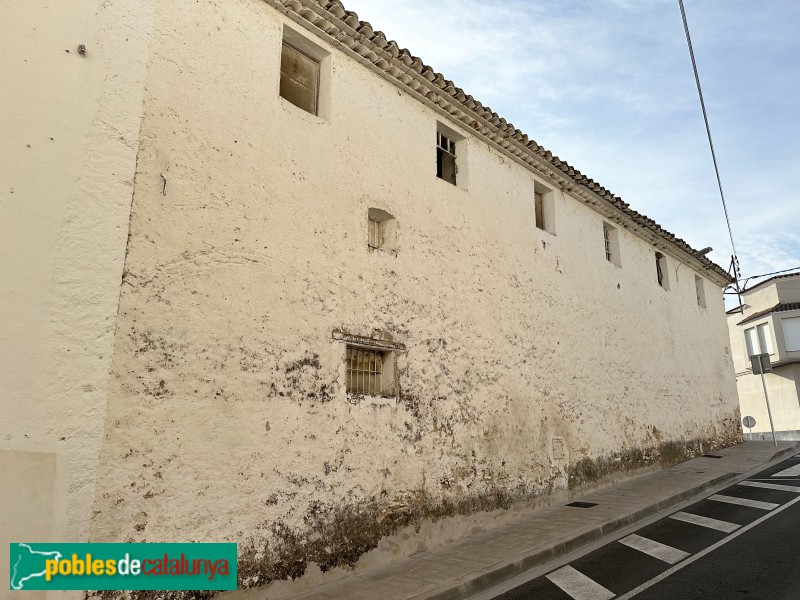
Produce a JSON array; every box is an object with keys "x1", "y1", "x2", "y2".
[
  {"x1": 534, "y1": 192, "x2": 545, "y2": 230},
  {"x1": 368, "y1": 216, "x2": 382, "y2": 250},
  {"x1": 655, "y1": 252, "x2": 669, "y2": 289},
  {"x1": 744, "y1": 327, "x2": 757, "y2": 357},
  {"x1": 745, "y1": 323, "x2": 774, "y2": 357},
  {"x1": 783, "y1": 317, "x2": 800, "y2": 352},
  {"x1": 695, "y1": 275, "x2": 706, "y2": 307},
  {"x1": 279, "y1": 27, "x2": 330, "y2": 117},
  {"x1": 758, "y1": 323, "x2": 774, "y2": 355},
  {"x1": 436, "y1": 131, "x2": 457, "y2": 185},
  {"x1": 367, "y1": 208, "x2": 397, "y2": 252},
  {"x1": 346, "y1": 346, "x2": 395, "y2": 396},
  {"x1": 533, "y1": 183, "x2": 556, "y2": 235},
  {"x1": 280, "y1": 42, "x2": 319, "y2": 114}
]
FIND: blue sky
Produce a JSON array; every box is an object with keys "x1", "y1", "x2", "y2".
[{"x1": 343, "y1": 0, "x2": 800, "y2": 295}]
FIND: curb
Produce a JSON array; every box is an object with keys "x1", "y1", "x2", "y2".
[{"x1": 418, "y1": 444, "x2": 798, "y2": 600}]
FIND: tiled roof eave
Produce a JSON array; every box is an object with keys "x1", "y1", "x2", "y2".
[
  {"x1": 266, "y1": 0, "x2": 732, "y2": 287},
  {"x1": 742, "y1": 272, "x2": 800, "y2": 294},
  {"x1": 737, "y1": 302, "x2": 800, "y2": 326}
]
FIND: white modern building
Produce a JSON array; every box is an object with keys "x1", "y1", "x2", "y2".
[{"x1": 728, "y1": 272, "x2": 800, "y2": 440}]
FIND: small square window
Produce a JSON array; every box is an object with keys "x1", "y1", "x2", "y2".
[
  {"x1": 437, "y1": 131, "x2": 457, "y2": 185},
  {"x1": 367, "y1": 208, "x2": 397, "y2": 252},
  {"x1": 333, "y1": 330, "x2": 404, "y2": 400},
  {"x1": 280, "y1": 42, "x2": 320, "y2": 115},
  {"x1": 346, "y1": 346, "x2": 390, "y2": 396}
]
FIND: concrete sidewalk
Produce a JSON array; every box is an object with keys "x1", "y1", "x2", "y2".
[{"x1": 285, "y1": 441, "x2": 797, "y2": 600}]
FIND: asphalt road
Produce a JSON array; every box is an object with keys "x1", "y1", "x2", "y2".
[{"x1": 486, "y1": 453, "x2": 800, "y2": 600}]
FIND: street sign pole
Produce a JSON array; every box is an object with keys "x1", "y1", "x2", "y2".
[
  {"x1": 751, "y1": 353, "x2": 777, "y2": 447},
  {"x1": 759, "y1": 371, "x2": 777, "y2": 447}
]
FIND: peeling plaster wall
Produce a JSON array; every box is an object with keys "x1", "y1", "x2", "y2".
[
  {"x1": 0, "y1": 0, "x2": 155, "y2": 594},
  {"x1": 90, "y1": 0, "x2": 740, "y2": 587}
]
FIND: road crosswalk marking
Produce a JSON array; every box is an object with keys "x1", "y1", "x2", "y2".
[
  {"x1": 771, "y1": 463, "x2": 800, "y2": 477},
  {"x1": 545, "y1": 565, "x2": 615, "y2": 600},
  {"x1": 708, "y1": 494, "x2": 778, "y2": 510},
  {"x1": 617, "y1": 493, "x2": 800, "y2": 600},
  {"x1": 618, "y1": 534, "x2": 689, "y2": 565},
  {"x1": 669, "y1": 511, "x2": 740, "y2": 532},
  {"x1": 740, "y1": 480, "x2": 800, "y2": 493}
]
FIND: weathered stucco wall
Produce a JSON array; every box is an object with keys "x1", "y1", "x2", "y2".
[
  {"x1": 0, "y1": 0, "x2": 155, "y2": 595},
  {"x1": 87, "y1": 0, "x2": 740, "y2": 589}
]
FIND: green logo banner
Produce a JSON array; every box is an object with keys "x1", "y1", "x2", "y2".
[{"x1": 9, "y1": 543, "x2": 237, "y2": 591}]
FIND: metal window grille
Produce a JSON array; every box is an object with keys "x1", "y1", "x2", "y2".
[
  {"x1": 368, "y1": 217, "x2": 382, "y2": 249},
  {"x1": 346, "y1": 346, "x2": 384, "y2": 395},
  {"x1": 604, "y1": 225, "x2": 612, "y2": 261}
]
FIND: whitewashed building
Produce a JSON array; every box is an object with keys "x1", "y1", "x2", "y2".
[
  {"x1": 1, "y1": 0, "x2": 741, "y2": 593},
  {"x1": 728, "y1": 272, "x2": 800, "y2": 440}
]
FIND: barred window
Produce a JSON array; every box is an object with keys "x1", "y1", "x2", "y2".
[{"x1": 346, "y1": 346, "x2": 384, "y2": 395}]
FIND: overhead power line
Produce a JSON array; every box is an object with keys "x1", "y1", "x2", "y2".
[{"x1": 678, "y1": 0, "x2": 741, "y2": 282}]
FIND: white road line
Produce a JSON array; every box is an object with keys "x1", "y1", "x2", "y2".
[
  {"x1": 545, "y1": 565, "x2": 616, "y2": 600},
  {"x1": 669, "y1": 511, "x2": 740, "y2": 533},
  {"x1": 771, "y1": 463, "x2": 800, "y2": 477},
  {"x1": 708, "y1": 494, "x2": 778, "y2": 511},
  {"x1": 739, "y1": 480, "x2": 800, "y2": 493},
  {"x1": 618, "y1": 534, "x2": 689, "y2": 565},
  {"x1": 617, "y1": 492, "x2": 800, "y2": 599}
]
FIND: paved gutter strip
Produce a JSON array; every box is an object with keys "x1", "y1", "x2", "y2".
[
  {"x1": 419, "y1": 472, "x2": 741, "y2": 600},
  {"x1": 287, "y1": 443, "x2": 797, "y2": 600}
]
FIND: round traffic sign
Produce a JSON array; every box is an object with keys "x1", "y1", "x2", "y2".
[{"x1": 742, "y1": 416, "x2": 756, "y2": 428}]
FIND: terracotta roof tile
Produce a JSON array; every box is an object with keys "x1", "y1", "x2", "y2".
[
  {"x1": 742, "y1": 272, "x2": 800, "y2": 294},
  {"x1": 737, "y1": 302, "x2": 800, "y2": 326}
]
